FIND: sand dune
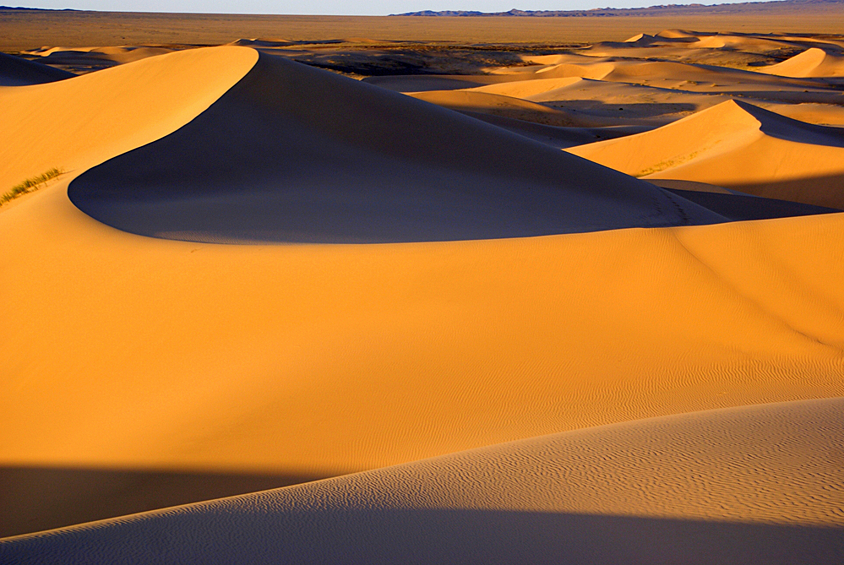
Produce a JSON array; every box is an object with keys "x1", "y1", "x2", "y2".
[
  {"x1": 467, "y1": 76, "x2": 583, "y2": 98},
  {"x1": 0, "y1": 46, "x2": 256, "y2": 191},
  {"x1": 515, "y1": 53, "x2": 813, "y2": 92},
  {"x1": 760, "y1": 47, "x2": 844, "y2": 77},
  {"x1": 569, "y1": 99, "x2": 844, "y2": 209},
  {"x1": 369, "y1": 43, "x2": 836, "y2": 131},
  {"x1": 2, "y1": 180, "x2": 843, "y2": 534},
  {"x1": 596, "y1": 59, "x2": 813, "y2": 90},
  {"x1": 2, "y1": 25, "x2": 844, "y2": 559},
  {"x1": 0, "y1": 51, "x2": 73, "y2": 86},
  {"x1": 771, "y1": 102, "x2": 844, "y2": 126},
  {"x1": 597, "y1": 31, "x2": 797, "y2": 57},
  {"x1": 423, "y1": 111, "x2": 649, "y2": 150},
  {"x1": 407, "y1": 89, "x2": 581, "y2": 126},
  {"x1": 67, "y1": 50, "x2": 723, "y2": 244},
  {"x1": 2, "y1": 398, "x2": 843, "y2": 564},
  {"x1": 21, "y1": 45, "x2": 176, "y2": 72}
]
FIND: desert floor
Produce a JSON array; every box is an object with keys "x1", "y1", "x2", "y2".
[{"x1": 1, "y1": 11, "x2": 843, "y2": 564}]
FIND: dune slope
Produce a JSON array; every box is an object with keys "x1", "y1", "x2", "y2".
[
  {"x1": 569, "y1": 99, "x2": 844, "y2": 209},
  {"x1": 67, "y1": 51, "x2": 723, "y2": 244},
  {"x1": 0, "y1": 46, "x2": 257, "y2": 190},
  {"x1": 0, "y1": 52, "x2": 73, "y2": 86},
  {"x1": 407, "y1": 89, "x2": 580, "y2": 127},
  {"x1": 760, "y1": 47, "x2": 844, "y2": 77},
  {"x1": 2, "y1": 181, "x2": 843, "y2": 534},
  {"x1": 2, "y1": 398, "x2": 842, "y2": 564},
  {"x1": 2, "y1": 44, "x2": 844, "y2": 539}
]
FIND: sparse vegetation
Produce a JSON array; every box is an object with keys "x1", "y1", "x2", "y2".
[{"x1": 1, "y1": 168, "x2": 63, "y2": 207}]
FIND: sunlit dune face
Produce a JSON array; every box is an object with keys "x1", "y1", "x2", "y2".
[{"x1": 1, "y1": 20, "x2": 843, "y2": 565}]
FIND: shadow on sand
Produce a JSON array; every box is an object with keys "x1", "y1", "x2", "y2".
[
  {"x1": 0, "y1": 464, "x2": 336, "y2": 538},
  {"x1": 2, "y1": 504, "x2": 842, "y2": 564}
]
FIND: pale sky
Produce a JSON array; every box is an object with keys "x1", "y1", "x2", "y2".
[{"x1": 10, "y1": 1, "x2": 757, "y2": 16}]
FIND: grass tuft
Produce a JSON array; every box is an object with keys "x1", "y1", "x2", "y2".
[{"x1": 1, "y1": 168, "x2": 64, "y2": 207}]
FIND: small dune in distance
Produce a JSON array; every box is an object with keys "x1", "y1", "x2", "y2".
[{"x1": 1, "y1": 4, "x2": 843, "y2": 564}]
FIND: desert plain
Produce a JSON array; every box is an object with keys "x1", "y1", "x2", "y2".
[{"x1": 1, "y1": 4, "x2": 844, "y2": 563}]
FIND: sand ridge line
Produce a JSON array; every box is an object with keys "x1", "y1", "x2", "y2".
[
  {"x1": 569, "y1": 99, "x2": 844, "y2": 208},
  {"x1": 0, "y1": 46, "x2": 258, "y2": 191},
  {"x1": 65, "y1": 49, "x2": 722, "y2": 244},
  {"x1": 2, "y1": 398, "x2": 843, "y2": 563}
]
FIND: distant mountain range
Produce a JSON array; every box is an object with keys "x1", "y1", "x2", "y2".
[{"x1": 393, "y1": 0, "x2": 843, "y2": 17}]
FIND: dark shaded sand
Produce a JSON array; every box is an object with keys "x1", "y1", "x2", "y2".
[
  {"x1": 0, "y1": 51, "x2": 73, "y2": 86},
  {"x1": 3, "y1": 399, "x2": 842, "y2": 564},
  {"x1": 68, "y1": 52, "x2": 723, "y2": 244},
  {"x1": 2, "y1": 35, "x2": 844, "y2": 558}
]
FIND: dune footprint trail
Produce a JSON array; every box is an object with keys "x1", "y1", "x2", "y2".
[
  {"x1": 1, "y1": 44, "x2": 844, "y2": 557},
  {"x1": 67, "y1": 49, "x2": 723, "y2": 244}
]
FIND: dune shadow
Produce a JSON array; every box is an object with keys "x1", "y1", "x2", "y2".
[
  {"x1": 0, "y1": 464, "x2": 338, "y2": 539},
  {"x1": 662, "y1": 187, "x2": 842, "y2": 219},
  {"x1": 724, "y1": 172, "x2": 844, "y2": 210},
  {"x1": 3, "y1": 505, "x2": 842, "y2": 564},
  {"x1": 68, "y1": 52, "x2": 732, "y2": 244},
  {"x1": 363, "y1": 74, "x2": 492, "y2": 92},
  {"x1": 430, "y1": 104, "x2": 578, "y2": 127},
  {"x1": 544, "y1": 99, "x2": 699, "y2": 119},
  {"x1": 459, "y1": 110, "x2": 651, "y2": 148}
]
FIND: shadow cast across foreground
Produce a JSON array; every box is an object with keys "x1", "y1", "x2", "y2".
[
  {"x1": 2, "y1": 506, "x2": 842, "y2": 564},
  {"x1": 0, "y1": 464, "x2": 337, "y2": 539}
]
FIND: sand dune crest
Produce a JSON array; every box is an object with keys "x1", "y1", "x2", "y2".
[
  {"x1": 0, "y1": 51, "x2": 73, "y2": 86},
  {"x1": 3, "y1": 398, "x2": 842, "y2": 564},
  {"x1": 570, "y1": 99, "x2": 844, "y2": 208},
  {"x1": 0, "y1": 46, "x2": 257, "y2": 191},
  {"x1": 760, "y1": 47, "x2": 844, "y2": 77},
  {"x1": 67, "y1": 50, "x2": 722, "y2": 243},
  {"x1": 3, "y1": 25, "x2": 844, "y2": 558}
]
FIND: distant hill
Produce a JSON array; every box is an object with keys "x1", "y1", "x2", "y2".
[
  {"x1": 394, "y1": 0, "x2": 844, "y2": 17},
  {"x1": 0, "y1": 5, "x2": 78, "y2": 10}
]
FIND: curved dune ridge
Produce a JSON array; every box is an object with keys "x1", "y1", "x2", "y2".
[
  {"x1": 569, "y1": 99, "x2": 844, "y2": 209},
  {"x1": 517, "y1": 55, "x2": 801, "y2": 89},
  {"x1": 0, "y1": 52, "x2": 74, "y2": 86},
  {"x1": 2, "y1": 398, "x2": 843, "y2": 564},
  {"x1": 2, "y1": 185, "x2": 843, "y2": 535},
  {"x1": 2, "y1": 37, "x2": 844, "y2": 550},
  {"x1": 760, "y1": 47, "x2": 844, "y2": 78},
  {"x1": 468, "y1": 76, "x2": 584, "y2": 98},
  {"x1": 0, "y1": 46, "x2": 257, "y2": 191},
  {"x1": 67, "y1": 49, "x2": 722, "y2": 244},
  {"x1": 407, "y1": 89, "x2": 580, "y2": 126},
  {"x1": 22, "y1": 45, "x2": 177, "y2": 69}
]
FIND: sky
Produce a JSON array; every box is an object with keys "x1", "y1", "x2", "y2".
[{"x1": 9, "y1": 0, "x2": 757, "y2": 16}]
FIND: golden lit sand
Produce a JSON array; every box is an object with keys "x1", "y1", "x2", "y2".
[
  {"x1": 3, "y1": 399, "x2": 843, "y2": 563},
  {"x1": 0, "y1": 19, "x2": 842, "y2": 564},
  {"x1": 569, "y1": 100, "x2": 844, "y2": 208}
]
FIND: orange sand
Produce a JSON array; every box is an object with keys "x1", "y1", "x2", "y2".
[{"x1": 1, "y1": 26, "x2": 842, "y2": 564}]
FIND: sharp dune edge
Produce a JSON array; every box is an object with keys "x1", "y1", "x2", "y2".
[
  {"x1": 0, "y1": 46, "x2": 258, "y2": 191},
  {"x1": 2, "y1": 399, "x2": 843, "y2": 564},
  {"x1": 759, "y1": 47, "x2": 844, "y2": 78},
  {"x1": 0, "y1": 52, "x2": 74, "y2": 86},
  {"x1": 569, "y1": 99, "x2": 844, "y2": 209},
  {"x1": 1, "y1": 27, "x2": 844, "y2": 563},
  {"x1": 66, "y1": 49, "x2": 720, "y2": 244}
]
